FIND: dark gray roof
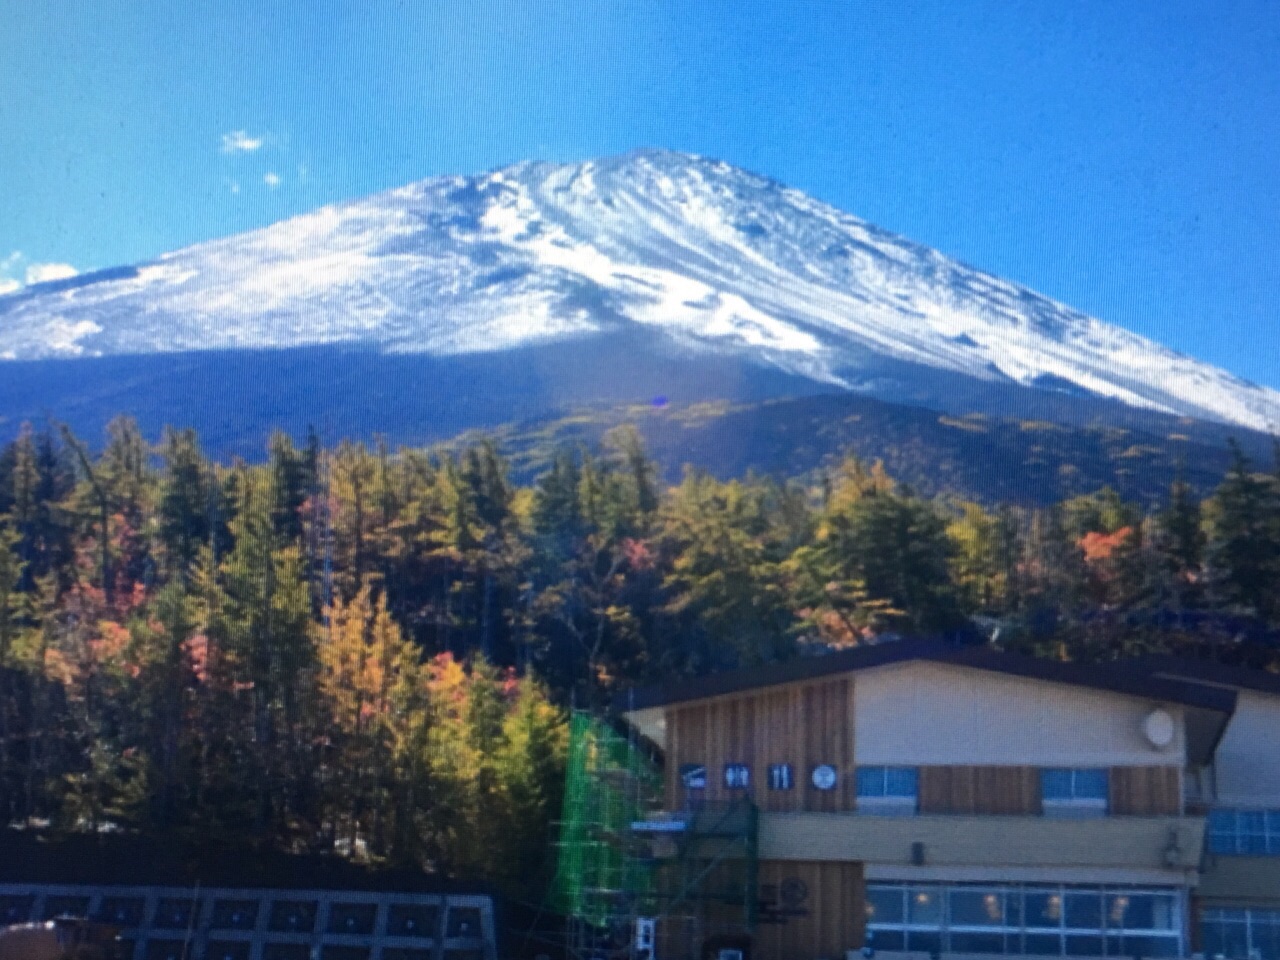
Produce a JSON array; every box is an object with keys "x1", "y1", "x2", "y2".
[
  {"x1": 1128, "y1": 654, "x2": 1280, "y2": 698},
  {"x1": 614, "y1": 639, "x2": 1239, "y2": 716}
]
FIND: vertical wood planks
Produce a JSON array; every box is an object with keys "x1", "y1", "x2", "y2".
[
  {"x1": 1109, "y1": 766, "x2": 1183, "y2": 815},
  {"x1": 662, "y1": 677, "x2": 858, "y2": 812}
]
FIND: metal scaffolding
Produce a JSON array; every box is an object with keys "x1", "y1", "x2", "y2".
[{"x1": 552, "y1": 711, "x2": 758, "y2": 960}]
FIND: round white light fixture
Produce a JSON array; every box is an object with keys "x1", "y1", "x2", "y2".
[{"x1": 1144, "y1": 708, "x2": 1175, "y2": 749}]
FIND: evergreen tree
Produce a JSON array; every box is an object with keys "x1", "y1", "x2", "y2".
[
  {"x1": 158, "y1": 428, "x2": 214, "y2": 579},
  {"x1": 1205, "y1": 442, "x2": 1280, "y2": 622}
]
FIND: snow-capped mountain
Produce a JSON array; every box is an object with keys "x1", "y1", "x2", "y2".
[{"x1": 2, "y1": 148, "x2": 1278, "y2": 434}]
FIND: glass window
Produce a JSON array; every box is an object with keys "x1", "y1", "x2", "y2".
[
  {"x1": 863, "y1": 883, "x2": 1184, "y2": 957},
  {"x1": 907, "y1": 930, "x2": 942, "y2": 954},
  {"x1": 153, "y1": 898, "x2": 196, "y2": 930},
  {"x1": 865, "y1": 887, "x2": 904, "y2": 925},
  {"x1": 907, "y1": 889, "x2": 943, "y2": 926},
  {"x1": 209, "y1": 900, "x2": 258, "y2": 930},
  {"x1": 951, "y1": 932, "x2": 1006, "y2": 954},
  {"x1": 884, "y1": 767, "x2": 919, "y2": 798},
  {"x1": 268, "y1": 900, "x2": 318, "y2": 933},
  {"x1": 387, "y1": 904, "x2": 440, "y2": 938},
  {"x1": 1255, "y1": 916, "x2": 1280, "y2": 960},
  {"x1": 856, "y1": 765, "x2": 918, "y2": 798},
  {"x1": 1207, "y1": 808, "x2": 1280, "y2": 856},
  {"x1": 1024, "y1": 933, "x2": 1064, "y2": 955},
  {"x1": 1209, "y1": 809, "x2": 1240, "y2": 854},
  {"x1": 445, "y1": 906, "x2": 483, "y2": 939},
  {"x1": 1025, "y1": 892, "x2": 1064, "y2": 929},
  {"x1": 950, "y1": 890, "x2": 1006, "y2": 927},
  {"x1": 866, "y1": 929, "x2": 904, "y2": 951},
  {"x1": 327, "y1": 902, "x2": 377, "y2": 935},
  {"x1": 1065, "y1": 893, "x2": 1103, "y2": 931},
  {"x1": 1201, "y1": 909, "x2": 1280, "y2": 960},
  {"x1": 856, "y1": 767, "x2": 918, "y2": 815},
  {"x1": 1042, "y1": 769, "x2": 1074, "y2": 800},
  {"x1": 1042, "y1": 768, "x2": 1109, "y2": 806},
  {"x1": 96, "y1": 897, "x2": 145, "y2": 926},
  {"x1": 1064, "y1": 934, "x2": 1105, "y2": 956}
]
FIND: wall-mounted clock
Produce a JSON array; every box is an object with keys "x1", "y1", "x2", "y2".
[{"x1": 811, "y1": 764, "x2": 838, "y2": 791}]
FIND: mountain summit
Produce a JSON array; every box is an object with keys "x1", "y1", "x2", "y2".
[{"x1": 3, "y1": 149, "x2": 1278, "y2": 435}]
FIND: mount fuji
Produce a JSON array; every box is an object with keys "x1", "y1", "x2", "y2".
[{"x1": 2, "y1": 149, "x2": 1277, "y2": 456}]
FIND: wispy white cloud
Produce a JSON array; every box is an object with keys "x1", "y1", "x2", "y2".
[
  {"x1": 0, "y1": 278, "x2": 20, "y2": 296},
  {"x1": 226, "y1": 179, "x2": 241, "y2": 195},
  {"x1": 221, "y1": 129, "x2": 266, "y2": 154},
  {"x1": 263, "y1": 171, "x2": 282, "y2": 189},
  {"x1": 26, "y1": 262, "x2": 79, "y2": 284}
]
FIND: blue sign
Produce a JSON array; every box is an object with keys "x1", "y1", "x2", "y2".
[
  {"x1": 680, "y1": 764, "x2": 707, "y2": 790},
  {"x1": 768, "y1": 764, "x2": 794, "y2": 790}
]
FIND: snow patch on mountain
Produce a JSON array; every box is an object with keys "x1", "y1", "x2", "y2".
[{"x1": 1, "y1": 149, "x2": 1278, "y2": 432}]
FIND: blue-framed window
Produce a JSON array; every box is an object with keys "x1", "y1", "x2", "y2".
[
  {"x1": 1201, "y1": 908, "x2": 1280, "y2": 960},
  {"x1": 1041, "y1": 769, "x2": 1109, "y2": 815},
  {"x1": 856, "y1": 766, "x2": 919, "y2": 813},
  {"x1": 1208, "y1": 809, "x2": 1280, "y2": 855}
]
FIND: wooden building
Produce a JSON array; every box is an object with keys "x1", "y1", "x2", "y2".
[{"x1": 618, "y1": 640, "x2": 1263, "y2": 960}]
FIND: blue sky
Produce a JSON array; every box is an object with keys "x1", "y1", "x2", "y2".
[{"x1": 2, "y1": 1, "x2": 1279, "y2": 387}]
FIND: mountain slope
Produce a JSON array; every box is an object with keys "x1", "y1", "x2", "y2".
[
  {"x1": 449, "y1": 394, "x2": 1250, "y2": 508},
  {"x1": 2, "y1": 149, "x2": 1278, "y2": 437}
]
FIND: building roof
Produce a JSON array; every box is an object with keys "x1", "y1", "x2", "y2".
[
  {"x1": 614, "y1": 638, "x2": 1239, "y2": 716},
  {"x1": 1127, "y1": 653, "x2": 1280, "y2": 698}
]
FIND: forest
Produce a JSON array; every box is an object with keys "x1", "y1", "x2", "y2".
[{"x1": 0, "y1": 417, "x2": 1278, "y2": 899}]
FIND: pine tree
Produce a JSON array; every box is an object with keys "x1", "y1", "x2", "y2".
[
  {"x1": 1205, "y1": 442, "x2": 1280, "y2": 622},
  {"x1": 158, "y1": 428, "x2": 214, "y2": 580}
]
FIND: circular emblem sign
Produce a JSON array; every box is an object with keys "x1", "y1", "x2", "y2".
[
  {"x1": 780, "y1": 878, "x2": 809, "y2": 908},
  {"x1": 811, "y1": 764, "x2": 838, "y2": 791}
]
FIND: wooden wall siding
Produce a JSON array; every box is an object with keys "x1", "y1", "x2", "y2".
[
  {"x1": 1110, "y1": 766, "x2": 1182, "y2": 816},
  {"x1": 754, "y1": 860, "x2": 865, "y2": 960},
  {"x1": 918, "y1": 766, "x2": 1043, "y2": 815},
  {"x1": 662, "y1": 677, "x2": 856, "y2": 812}
]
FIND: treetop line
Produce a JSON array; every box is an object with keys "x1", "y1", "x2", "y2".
[{"x1": 0, "y1": 416, "x2": 1277, "y2": 896}]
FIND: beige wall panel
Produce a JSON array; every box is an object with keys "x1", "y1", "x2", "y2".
[
  {"x1": 1214, "y1": 690, "x2": 1280, "y2": 806},
  {"x1": 759, "y1": 812, "x2": 1205, "y2": 878},
  {"x1": 1198, "y1": 855, "x2": 1280, "y2": 908},
  {"x1": 854, "y1": 661, "x2": 1186, "y2": 767}
]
